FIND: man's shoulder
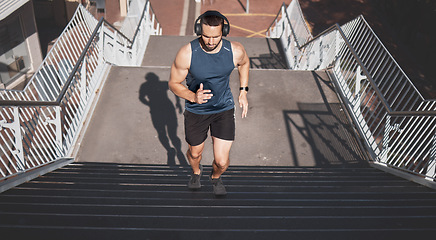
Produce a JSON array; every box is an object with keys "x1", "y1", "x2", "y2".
[
  {"x1": 173, "y1": 42, "x2": 193, "y2": 69},
  {"x1": 230, "y1": 40, "x2": 245, "y2": 51},
  {"x1": 177, "y1": 42, "x2": 192, "y2": 57},
  {"x1": 230, "y1": 40, "x2": 246, "y2": 56}
]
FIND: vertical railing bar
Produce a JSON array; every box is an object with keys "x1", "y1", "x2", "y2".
[
  {"x1": 411, "y1": 134, "x2": 433, "y2": 173},
  {"x1": 32, "y1": 74, "x2": 51, "y2": 101},
  {"x1": 351, "y1": 25, "x2": 369, "y2": 59},
  {"x1": 0, "y1": 129, "x2": 20, "y2": 172},
  {"x1": 377, "y1": 61, "x2": 395, "y2": 93},
  {"x1": 52, "y1": 43, "x2": 72, "y2": 86},
  {"x1": 360, "y1": 35, "x2": 379, "y2": 72},
  {"x1": 359, "y1": 17, "x2": 425, "y2": 101},
  {"x1": 371, "y1": 56, "x2": 390, "y2": 88},
  {"x1": 368, "y1": 45, "x2": 385, "y2": 78},
  {"x1": 388, "y1": 117, "x2": 423, "y2": 166},
  {"x1": 62, "y1": 28, "x2": 82, "y2": 64},
  {"x1": 360, "y1": 40, "x2": 377, "y2": 73},
  {"x1": 400, "y1": 88, "x2": 420, "y2": 112},
  {"x1": 382, "y1": 70, "x2": 402, "y2": 104},
  {"x1": 393, "y1": 80, "x2": 412, "y2": 111},
  {"x1": 24, "y1": 82, "x2": 38, "y2": 101},
  {"x1": 0, "y1": 143, "x2": 15, "y2": 174},
  {"x1": 44, "y1": 56, "x2": 62, "y2": 94},
  {"x1": 39, "y1": 107, "x2": 62, "y2": 153},
  {"x1": 39, "y1": 64, "x2": 58, "y2": 100},
  {"x1": 400, "y1": 118, "x2": 432, "y2": 169},
  {"x1": 370, "y1": 105, "x2": 388, "y2": 144},
  {"x1": 25, "y1": 118, "x2": 54, "y2": 164}
]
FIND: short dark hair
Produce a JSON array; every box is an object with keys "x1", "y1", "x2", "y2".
[{"x1": 200, "y1": 15, "x2": 224, "y2": 27}]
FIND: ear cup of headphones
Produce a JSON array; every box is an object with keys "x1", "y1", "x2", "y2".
[
  {"x1": 222, "y1": 24, "x2": 229, "y2": 36},
  {"x1": 194, "y1": 11, "x2": 230, "y2": 36},
  {"x1": 194, "y1": 22, "x2": 202, "y2": 36}
]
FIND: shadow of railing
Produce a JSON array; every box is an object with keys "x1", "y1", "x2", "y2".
[
  {"x1": 283, "y1": 71, "x2": 368, "y2": 167},
  {"x1": 249, "y1": 38, "x2": 287, "y2": 69}
]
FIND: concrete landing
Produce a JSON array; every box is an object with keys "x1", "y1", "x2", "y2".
[{"x1": 75, "y1": 65, "x2": 366, "y2": 167}]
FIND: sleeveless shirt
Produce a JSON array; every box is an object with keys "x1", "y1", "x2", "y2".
[{"x1": 185, "y1": 38, "x2": 235, "y2": 114}]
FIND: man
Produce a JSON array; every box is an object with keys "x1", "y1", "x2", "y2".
[{"x1": 169, "y1": 10, "x2": 249, "y2": 196}]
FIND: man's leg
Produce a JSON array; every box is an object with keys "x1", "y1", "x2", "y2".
[
  {"x1": 209, "y1": 137, "x2": 232, "y2": 196},
  {"x1": 187, "y1": 142, "x2": 205, "y2": 190},
  {"x1": 187, "y1": 142, "x2": 205, "y2": 175},
  {"x1": 211, "y1": 137, "x2": 233, "y2": 178}
]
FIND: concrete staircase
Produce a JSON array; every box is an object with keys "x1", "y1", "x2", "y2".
[
  {"x1": 1, "y1": 162, "x2": 436, "y2": 239},
  {"x1": 1, "y1": 36, "x2": 436, "y2": 239}
]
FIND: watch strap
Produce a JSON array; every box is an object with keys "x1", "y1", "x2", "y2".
[{"x1": 239, "y1": 87, "x2": 249, "y2": 91}]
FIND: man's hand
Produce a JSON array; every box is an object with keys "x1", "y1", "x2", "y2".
[
  {"x1": 195, "y1": 83, "x2": 213, "y2": 104},
  {"x1": 239, "y1": 91, "x2": 248, "y2": 118}
]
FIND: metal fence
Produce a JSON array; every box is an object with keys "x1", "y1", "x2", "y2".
[
  {"x1": 0, "y1": 0, "x2": 161, "y2": 186},
  {"x1": 268, "y1": 0, "x2": 436, "y2": 186}
]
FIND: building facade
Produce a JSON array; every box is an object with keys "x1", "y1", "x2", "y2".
[{"x1": 0, "y1": 0, "x2": 43, "y2": 89}]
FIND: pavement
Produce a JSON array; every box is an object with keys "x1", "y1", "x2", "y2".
[{"x1": 149, "y1": 0, "x2": 291, "y2": 37}]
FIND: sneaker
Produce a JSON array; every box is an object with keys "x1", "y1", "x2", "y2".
[
  {"x1": 209, "y1": 175, "x2": 227, "y2": 196},
  {"x1": 188, "y1": 164, "x2": 203, "y2": 190}
]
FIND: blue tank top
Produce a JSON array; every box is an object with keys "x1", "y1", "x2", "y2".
[{"x1": 185, "y1": 38, "x2": 235, "y2": 114}]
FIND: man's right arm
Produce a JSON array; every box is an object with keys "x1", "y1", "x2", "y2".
[
  {"x1": 169, "y1": 44, "x2": 196, "y2": 102},
  {"x1": 169, "y1": 44, "x2": 213, "y2": 104}
]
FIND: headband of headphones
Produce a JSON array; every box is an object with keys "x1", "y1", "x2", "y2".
[{"x1": 194, "y1": 10, "x2": 230, "y2": 36}]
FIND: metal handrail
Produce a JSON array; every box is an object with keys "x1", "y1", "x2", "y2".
[
  {"x1": 267, "y1": 0, "x2": 436, "y2": 184},
  {"x1": 0, "y1": 0, "x2": 161, "y2": 184},
  {"x1": 131, "y1": 0, "x2": 159, "y2": 43},
  {"x1": 0, "y1": 18, "x2": 125, "y2": 107},
  {"x1": 266, "y1": 3, "x2": 286, "y2": 32},
  {"x1": 300, "y1": 22, "x2": 434, "y2": 114},
  {"x1": 0, "y1": 0, "x2": 160, "y2": 107},
  {"x1": 269, "y1": 6, "x2": 435, "y2": 116}
]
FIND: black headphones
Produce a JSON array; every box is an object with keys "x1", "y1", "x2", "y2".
[{"x1": 194, "y1": 10, "x2": 230, "y2": 37}]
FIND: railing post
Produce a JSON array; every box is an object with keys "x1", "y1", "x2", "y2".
[
  {"x1": 353, "y1": 66, "x2": 366, "y2": 112},
  {"x1": 0, "y1": 107, "x2": 25, "y2": 170},
  {"x1": 44, "y1": 106, "x2": 63, "y2": 153},
  {"x1": 380, "y1": 115, "x2": 391, "y2": 163},
  {"x1": 80, "y1": 57, "x2": 88, "y2": 102}
]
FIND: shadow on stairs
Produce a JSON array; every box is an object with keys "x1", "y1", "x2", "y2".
[{"x1": 1, "y1": 162, "x2": 436, "y2": 239}]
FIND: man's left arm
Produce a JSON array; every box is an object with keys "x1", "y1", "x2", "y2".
[{"x1": 232, "y1": 42, "x2": 249, "y2": 118}]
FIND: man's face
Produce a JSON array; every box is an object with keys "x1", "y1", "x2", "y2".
[{"x1": 201, "y1": 24, "x2": 223, "y2": 52}]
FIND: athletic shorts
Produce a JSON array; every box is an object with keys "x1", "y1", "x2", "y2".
[{"x1": 184, "y1": 108, "x2": 235, "y2": 146}]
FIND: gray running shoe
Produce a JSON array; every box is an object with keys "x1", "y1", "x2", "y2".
[
  {"x1": 209, "y1": 175, "x2": 227, "y2": 196},
  {"x1": 188, "y1": 164, "x2": 203, "y2": 190}
]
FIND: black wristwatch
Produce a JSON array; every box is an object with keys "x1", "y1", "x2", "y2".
[{"x1": 239, "y1": 87, "x2": 249, "y2": 92}]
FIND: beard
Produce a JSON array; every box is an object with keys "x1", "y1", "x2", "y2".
[{"x1": 200, "y1": 38, "x2": 222, "y2": 52}]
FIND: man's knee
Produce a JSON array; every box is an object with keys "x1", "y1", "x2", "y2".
[
  {"x1": 214, "y1": 158, "x2": 229, "y2": 170},
  {"x1": 187, "y1": 148, "x2": 202, "y2": 160}
]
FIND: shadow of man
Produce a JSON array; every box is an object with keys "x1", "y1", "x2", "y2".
[{"x1": 139, "y1": 72, "x2": 188, "y2": 166}]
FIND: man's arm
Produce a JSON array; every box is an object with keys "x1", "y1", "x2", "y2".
[
  {"x1": 169, "y1": 44, "x2": 213, "y2": 104},
  {"x1": 232, "y1": 41, "x2": 249, "y2": 118}
]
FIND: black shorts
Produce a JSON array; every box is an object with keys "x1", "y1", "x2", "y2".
[{"x1": 184, "y1": 108, "x2": 235, "y2": 146}]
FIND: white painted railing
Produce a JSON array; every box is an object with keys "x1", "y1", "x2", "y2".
[
  {"x1": 268, "y1": 0, "x2": 436, "y2": 187},
  {"x1": 0, "y1": 0, "x2": 161, "y2": 187}
]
